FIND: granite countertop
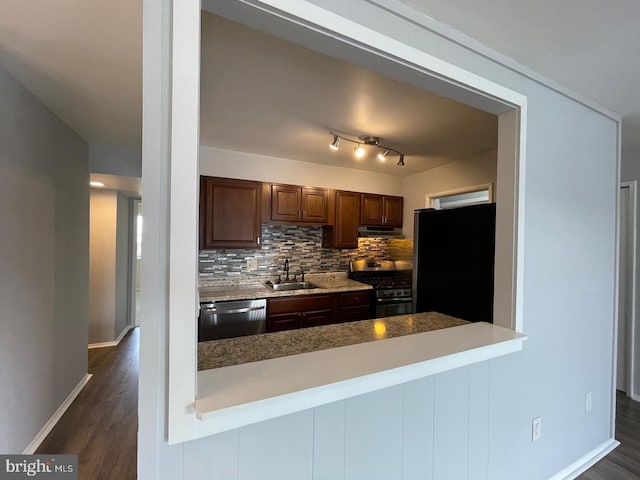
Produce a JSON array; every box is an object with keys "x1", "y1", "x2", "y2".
[
  {"x1": 198, "y1": 273, "x2": 371, "y2": 303},
  {"x1": 198, "y1": 312, "x2": 470, "y2": 370}
]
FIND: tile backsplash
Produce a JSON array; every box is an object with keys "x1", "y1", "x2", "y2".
[{"x1": 199, "y1": 224, "x2": 393, "y2": 285}]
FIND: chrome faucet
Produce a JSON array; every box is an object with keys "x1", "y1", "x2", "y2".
[{"x1": 283, "y1": 258, "x2": 290, "y2": 281}]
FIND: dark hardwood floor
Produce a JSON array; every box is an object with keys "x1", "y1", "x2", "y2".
[
  {"x1": 579, "y1": 390, "x2": 640, "y2": 480},
  {"x1": 36, "y1": 328, "x2": 138, "y2": 480}
]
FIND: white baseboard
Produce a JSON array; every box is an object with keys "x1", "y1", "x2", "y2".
[
  {"x1": 23, "y1": 373, "x2": 93, "y2": 454},
  {"x1": 631, "y1": 393, "x2": 640, "y2": 403},
  {"x1": 88, "y1": 325, "x2": 133, "y2": 349},
  {"x1": 549, "y1": 439, "x2": 620, "y2": 480}
]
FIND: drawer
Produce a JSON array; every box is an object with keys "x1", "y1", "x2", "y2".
[
  {"x1": 339, "y1": 291, "x2": 371, "y2": 307},
  {"x1": 268, "y1": 294, "x2": 333, "y2": 315}
]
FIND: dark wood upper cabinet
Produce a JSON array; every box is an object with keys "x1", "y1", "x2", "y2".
[
  {"x1": 270, "y1": 184, "x2": 329, "y2": 224},
  {"x1": 199, "y1": 176, "x2": 262, "y2": 249},
  {"x1": 271, "y1": 184, "x2": 301, "y2": 222},
  {"x1": 360, "y1": 193, "x2": 403, "y2": 227},
  {"x1": 322, "y1": 190, "x2": 361, "y2": 249},
  {"x1": 383, "y1": 196, "x2": 403, "y2": 227},
  {"x1": 301, "y1": 187, "x2": 329, "y2": 223}
]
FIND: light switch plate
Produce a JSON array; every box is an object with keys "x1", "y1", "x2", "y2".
[
  {"x1": 532, "y1": 416, "x2": 542, "y2": 442},
  {"x1": 585, "y1": 392, "x2": 593, "y2": 413}
]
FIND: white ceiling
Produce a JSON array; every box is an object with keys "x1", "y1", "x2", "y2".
[
  {"x1": 401, "y1": 0, "x2": 640, "y2": 154},
  {"x1": 199, "y1": 13, "x2": 497, "y2": 177},
  {"x1": 1, "y1": 0, "x2": 638, "y2": 175},
  {"x1": 0, "y1": 0, "x2": 142, "y2": 147}
]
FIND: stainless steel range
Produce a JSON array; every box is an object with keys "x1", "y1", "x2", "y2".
[{"x1": 349, "y1": 259, "x2": 413, "y2": 318}]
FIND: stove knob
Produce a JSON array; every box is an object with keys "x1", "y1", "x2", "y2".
[{"x1": 404, "y1": 290, "x2": 411, "y2": 295}]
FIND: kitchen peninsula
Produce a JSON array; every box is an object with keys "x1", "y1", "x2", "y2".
[{"x1": 198, "y1": 311, "x2": 469, "y2": 370}]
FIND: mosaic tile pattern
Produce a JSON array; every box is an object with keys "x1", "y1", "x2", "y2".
[{"x1": 199, "y1": 224, "x2": 389, "y2": 284}]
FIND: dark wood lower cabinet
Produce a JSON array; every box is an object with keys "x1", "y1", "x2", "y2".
[
  {"x1": 267, "y1": 294, "x2": 334, "y2": 332},
  {"x1": 266, "y1": 290, "x2": 372, "y2": 333}
]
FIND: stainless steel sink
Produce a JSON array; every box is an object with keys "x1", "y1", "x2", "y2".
[{"x1": 264, "y1": 281, "x2": 319, "y2": 291}]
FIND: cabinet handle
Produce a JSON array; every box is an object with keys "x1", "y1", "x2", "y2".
[{"x1": 257, "y1": 237, "x2": 261, "y2": 245}]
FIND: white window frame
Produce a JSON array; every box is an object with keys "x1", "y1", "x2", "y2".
[{"x1": 427, "y1": 183, "x2": 495, "y2": 210}]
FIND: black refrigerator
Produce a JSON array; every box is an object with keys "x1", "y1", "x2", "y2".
[{"x1": 413, "y1": 203, "x2": 496, "y2": 323}]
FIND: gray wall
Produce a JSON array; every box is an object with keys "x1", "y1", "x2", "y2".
[
  {"x1": 0, "y1": 64, "x2": 89, "y2": 453},
  {"x1": 142, "y1": 1, "x2": 619, "y2": 479}
]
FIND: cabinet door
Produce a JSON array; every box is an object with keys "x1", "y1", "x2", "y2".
[
  {"x1": 271, "y1": 184, "x2": 301, "y2": 221},
  {"x1": 334, "y1": 191, "x2": 361, "y2": 248},
  {"x1": 336, "y1": 305, "x2": 372, "y2": 323},
  {"x1": 301, "y1": 310, "x2": 332, "y2": 327},
  {"x1": 383, "y1": 196, "x2": 403, "y2": 227},
  {"x1": 360, "y1": 193, "x2": 384, "y2": 225},
  {"x1": 200, "y1": 176, "x2": 262, "y2": 249},
  {"x1": 300, "y1": 187, "x2": 329, "y2": 223}
]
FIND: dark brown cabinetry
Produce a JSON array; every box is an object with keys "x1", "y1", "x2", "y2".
[
  {"x1": 199, "y1": 176, "x2": 262, "y2": 249},
  {"x1": 335, "y1": 291, "x2": 373, "y2": 323},
  {"x1": 270, "y1": 184, "x2": 329, "y2": 224},
  {"x1": 360, "y1": 194, "x2": 403, "y2": 227},
  {"x1": 266, "y1": 290, "x2": 373, "y2": 333},
  {"x1": 267, "y1": 295, "x2": 333, "y2": 332},
  {"x1": 322, "y1": 190, "x2": 361, "y2": 249}
]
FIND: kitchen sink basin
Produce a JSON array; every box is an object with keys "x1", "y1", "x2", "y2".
[{"x1": 264, "y1": 281, "x2": 319, "y2": 291}]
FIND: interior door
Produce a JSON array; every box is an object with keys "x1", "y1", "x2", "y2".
[{"x1": 617, "y1": 183, "x2": 635, "y2": 392}]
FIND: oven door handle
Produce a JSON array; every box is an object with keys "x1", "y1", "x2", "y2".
[{"x1": 377, "y1": 297, "x2": 413, "y2": 304}]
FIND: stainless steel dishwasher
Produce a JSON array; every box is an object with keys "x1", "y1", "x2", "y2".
[{"x1": 198, "y1": 299, "x2": 267, "y2": 342}]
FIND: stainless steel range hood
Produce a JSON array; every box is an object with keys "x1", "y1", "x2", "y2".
[{"x1": 357, "y1": 226, "x2": 404, "y2": 238}]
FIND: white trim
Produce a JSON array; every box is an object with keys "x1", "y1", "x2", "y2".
[
  {"x1": 426, "y1": 183, "x2": 494, "y2": 209},
  {"x1": 620, "y1": 181, "x2": 637, "y2": 398},
  {"x1": 88, "y1": 325, "x2": 133, "y2": 349},
  {"x1": 162, "y1": 0, "x2": 528, "y2": 442},
  {"x1": 631, "y1": 393, "x2": 640, "y2": 403},
  {"x1": 22, "y1": 373, "x2": 93, "y2": 454},
  {"x1": 548, "y1": 439, "x2": 619, "y2": 480},
  {"x1": 609, "y1": 117, "x2": 623, "y2": 438},
  {"x1": 167, "y1": 0, "x2": 201, "y2": 445}
]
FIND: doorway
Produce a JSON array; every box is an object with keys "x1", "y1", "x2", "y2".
[
  {"x1": 618, "y1": 181, "x2": 636, "y2": 395},
  {"x1": 129, "y1": 198, "x2": 142, "y2": 327}
]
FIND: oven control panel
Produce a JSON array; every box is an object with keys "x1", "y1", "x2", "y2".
[{"x1": 376, "y1": 288, "x2": 413, "y2": 299}]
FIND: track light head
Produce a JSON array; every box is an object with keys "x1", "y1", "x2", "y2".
[
  {"x1": 329, "y1": 135, "x2": 340, "y2": 150},
  {"x1": 397, "y1": 154, "x2": 405, "y2": 166},
  {"x1": 354, "y1": 144, "x2": 365, "y2": 158},
  {"x1": 378, "y1": 149, "x2": 390, "y2": 162}
]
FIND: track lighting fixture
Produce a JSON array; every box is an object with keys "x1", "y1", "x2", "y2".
[{"x1": 328, "y1": 131, "x2": 406, "y2": 166}]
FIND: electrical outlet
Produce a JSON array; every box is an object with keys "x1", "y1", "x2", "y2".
[
  {"x1": 532, "y1": 416, "x2": 542, "y2": 442},
  {"x1": 585, "y1": 392, "x2": 593, "y2": 413},
  {"x1": 246, "y1": 258, "x2": 258, "y2": 272}
]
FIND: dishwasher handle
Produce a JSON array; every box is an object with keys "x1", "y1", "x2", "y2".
[{"x1": 200, "y1": 305, "x2": 265, "y2": 315}]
